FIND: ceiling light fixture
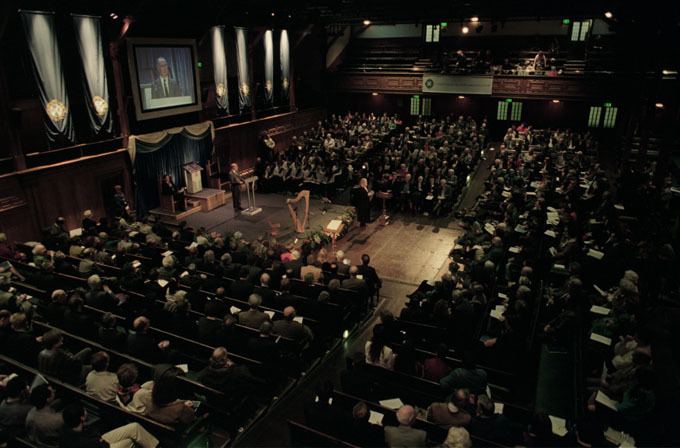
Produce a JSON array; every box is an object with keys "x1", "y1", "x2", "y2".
[
  {"x1": 604, "y1": 11, "x2": 613, "y2": 19},
  {"x1": 363, "y1": 19, "x2": 371, "y2": 26},
  {"x1": 461, "y1": 26, "x2": 469, "y2": 34},
  {"x1": 655, "y1": 102, "x2": 664, "y2": 109},
  {"x1": 470, "y1": 16, "x2": 479, "y2": 22},
  {"x1": 552, "y1": 99, "x2": 561, "y2": 103}
]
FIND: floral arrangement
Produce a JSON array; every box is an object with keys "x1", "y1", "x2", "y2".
[
  {"x1": 340, "y1": 208, "x2": 356, "y2": 227},
  {"x1": 301, "y1": 228, "x2": 331, "y2": 254}
]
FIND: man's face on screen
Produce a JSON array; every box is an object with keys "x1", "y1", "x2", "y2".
[{"x1": 157, "y1": 58, "x2": 169, "y2": 77}]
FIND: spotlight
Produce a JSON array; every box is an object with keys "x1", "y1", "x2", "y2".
[
  {"x1": 461, "y1": 26, "x2": 469, "y2": 34},
  {"x1": 363, "y1": 19, "x2": 371, "y2": 26},
  {"x1": 288, "y1": 14, "x2": 292, "y2": 18},
  {"x1": 604, "y1": 11, "x2": 613, "y2": 19},
  {"x1": 271, "y1": 12, "x2": 275, "y2": 16},
  {"x1": 552, "y1": 99, "x2": 561, "y2": 103},
  {"x1": 662, "y1": 69, "x2": 677, "y2": 76},
  {"x1": 458, "y1": 95, "x2": 465, "y2": 99},
  {"x1": 655, "y1": 102, "x2": 664, "y2": 109},
  {"x1": 372, "y1": 92, "x2": 379, "y2": 96},
  {"x1": 470, "y1": 16, "x2": 479, "y2": 22},
  {"x1": 109, "y1": 12, "x2": 119, "y2": 20}
]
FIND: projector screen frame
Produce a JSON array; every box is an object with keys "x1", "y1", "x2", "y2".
[{"x1": 126, "y1": 37, "x2": 202, "y2": 121}]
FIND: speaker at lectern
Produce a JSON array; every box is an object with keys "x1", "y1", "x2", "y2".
[{"x1": 182, "y1": 162, "x2": 203, "y2": 194}]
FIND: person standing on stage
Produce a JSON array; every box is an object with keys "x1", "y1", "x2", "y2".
[
  {"x1": 229, "y1": 163, "x2": 245, "y2": 212},
  {"x1": 353, "y1": 177, "x2": 372, "y2": 227}
]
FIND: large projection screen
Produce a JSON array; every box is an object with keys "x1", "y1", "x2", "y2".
[{"x1": 127, "y1": 37, "x2": 202, "y2": 120}]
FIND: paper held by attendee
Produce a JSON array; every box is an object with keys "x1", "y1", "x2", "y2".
[
  {"x1": 604, "y1": 427, "x2": 636, "y2": 447},
  {"x1": 378, "y1": 398, "x2": 404, "y2": 410},
  {"x1": 369, "y1": 410, "x2": 384, "y2": 426},
  {"x1": 548, "y1": 415, "x2": 568, "y2": 437},
  {"x1": 596, "y1": 391, "x2": 620, "y2": 411},
  {"x1": 230, "y1": 306, "x2": 241, "y2": 314},
  {"x1": 293, "y1": 316, "x2": 304, "y2": 324},
  {"x1": 593, "y1": 284, "x2": 607, "y2": 297},
  {"x1": 590, "y1": 332, "x2": 612, "y2": 346},
  {"x1": 587, "y1": 249, "x2": 605, "y2": 260},
  {"x1": 590, "y1": 305, "x2": 611, "y2": 315},
  {"x1": 175, "y1": 364, "x2": 189, "y2": 373},
  {"x1": 264, "y1": 310, "x2": 275, "y2": 319},
  {"x1": 494, "y1": 402, "x2": 504, "y2": 414}
]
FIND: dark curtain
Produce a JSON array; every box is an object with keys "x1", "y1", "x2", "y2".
[{"x1": 133, "y1": 130, "x2": 212, "y2": 217}]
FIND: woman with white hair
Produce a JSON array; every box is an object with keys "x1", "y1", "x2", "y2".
[
  {"x1": 158, "y1": 255, "x2": 176, "y2": 280},
  {"x1": 441, "y1": 427, "x2": 472, "y2": 448}
]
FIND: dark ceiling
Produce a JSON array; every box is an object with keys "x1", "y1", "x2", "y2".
[{"x1": 2, "y1": 0, "x2": 680, "y2": 40}]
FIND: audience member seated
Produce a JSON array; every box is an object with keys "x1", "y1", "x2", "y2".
[
  {"x1": 237, "y1": 294, "x2": 269, "y2": 329},
  {"x1": 60, "y1": 400, "x2": 159, "y2": 448},
  {"x1": 427, "y1": 389, "x2": 472, "y2": 429},
  {"x1": 85, "y1": 351, "x2": 120, "y2": 403},
  {"x1": 364, "y1": 325, "x2": 396, "y2": 370},
  {"x1": 25, "y1": 384, "x2": 63, "y2": 448},
  {"x1": 384, "y1": 405, "x2": 427, "y2": 448}
]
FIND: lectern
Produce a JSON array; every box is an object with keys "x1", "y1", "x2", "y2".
[
  {"x1": 182, "y1": 162, "x2": 203, "y2": 194},
  {"x1": 241, "y1": 176, "x2": 262, "y2": 216}
]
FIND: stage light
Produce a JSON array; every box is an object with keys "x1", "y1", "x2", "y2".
[
  {"x1": 461, "y1": 26, "x2": 469, "y2": 34},
  {"x1": 271, "y1": 12, "x2": 275, "y2": 16},
  {"x1": 288, "y1": 14, "x2": 292, "y2": 18},
  {"x1": 109, "y1": 12, "x2": 119, "y2": 20},
  {"x1": 372, "y1": 92, "x2": 379, "y2": 96},
  {"x1": 363, "y1": 19, "x2": 371, "y2": 26},
  {"x1": 552, "y1": 99, "x2": 561, "y2": 103},
  {"x1": 655, "y1": 102, "x2": 664, "y2": 109},
  {"x1": 604, "y1": 11, "x2": 613, "y2": 19},
  {"x1": 662, "y1": 69, "x2": 677, "y2": 75},
  {"x1": 458, "y1": 95, "x2": 465, "y2": 99},
  {"x1": 470, "y1": 16, "x2": 479, "y2": 22},
  {"x1": 343, "y1": 330, "x2": 349, "y2": 339}
]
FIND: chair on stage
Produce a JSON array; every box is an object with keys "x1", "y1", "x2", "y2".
[{"x1": 205, "y1": 159, "x2": 222, "y2": 190}]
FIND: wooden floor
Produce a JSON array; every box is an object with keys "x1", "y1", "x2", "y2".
[{"x1": 337, "y1": 218, "x2": 463, "y2": 285}]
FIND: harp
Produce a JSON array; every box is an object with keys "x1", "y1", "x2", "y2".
[{"x1": 287, "y1": 190, "x2": 310, "y2": 233}]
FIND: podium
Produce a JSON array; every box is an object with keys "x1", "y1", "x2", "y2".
[
  {"x1": 241, "y1": 176, "x2": 262, "y2": 216},
  {"x1": 183, "y1": 162, "x2": 203, "y2": 194}
]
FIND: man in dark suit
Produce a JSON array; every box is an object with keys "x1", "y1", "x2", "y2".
[
  {"x1": 272, "y1": 306, "x2": 313, "y2": 347},
  {"x1": 254, "y1": 273, "x2": 276, "y2": 305},
  {"x1": 237, "y1": 294, "x2": 269, "y2": 329},
  {"x1": 352, "y1": 177, "x2": 372, "y2": 226},
  {"x1": 229, "y1": 163, "x2": 245, "y2": 211},
  {"x1": 468, "y1": 395, "x2": 522, "y2": 445},
  {"x1": 245, "y1": 321, "x2": 279, "y2": 364},
  {"x1": 151, "y1": 57, "x2": 182, "y2": 99},
  {"x1": 230, "y1": 267, "x2": 254, "y2": 300},
  {"x1": 358, "y1": 254, "x2": 382, "y2": 303},
  {"x1": 126, "y1": 316, "x2": 171, "y2": 364},
  {"x1": 349, "y1": 401, "x2": 384, "y2": 447},
  {"x1": 341, "y1": 266, "x2": 369, "y2": 304},
  {"x1": 197, "y1": 347, "x2": 264, "y2": 402}
]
